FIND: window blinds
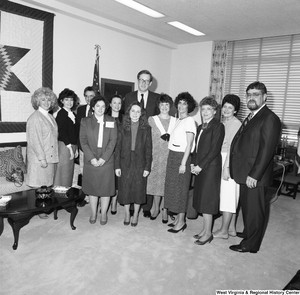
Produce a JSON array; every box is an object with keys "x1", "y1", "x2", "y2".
[{"x1": 224, "y1": 34, "x2": 300, "y2": 144}]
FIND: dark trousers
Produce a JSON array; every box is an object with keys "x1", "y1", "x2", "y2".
[
  {"x1": 142, "y1": 195, "x2": 153, "y2": 212},
  {"x1": 239, "y1": 184, "x2": 268, "y2": 252}
]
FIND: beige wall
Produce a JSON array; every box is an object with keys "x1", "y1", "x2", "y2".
[{"x1": 2, "y1": 0, "x2": 213, "y2": 142}]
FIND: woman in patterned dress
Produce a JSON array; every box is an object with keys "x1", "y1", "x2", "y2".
[{"x1": 147, "y1": 94, "x2": 176, "y2": 223}]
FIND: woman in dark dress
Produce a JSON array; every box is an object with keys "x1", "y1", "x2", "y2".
[
  {"x1": 54, "y1": 88, "x2": 80, "y2": 187},
  {"x1": 115, "y1": 102, "x2": 152, "y2": 227},
  {"x1": 80, "y1": 96, "x2": 118, "y2": 225},
  {"x1": 106, "y1": 94, "x2": 123, "y2": 215},
  {"x1": 191, "y1": 96, "x2": 225, "y2": 245}
]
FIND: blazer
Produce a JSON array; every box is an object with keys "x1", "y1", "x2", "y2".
[
  {"x1": 230, "y1": 105, "x2": 281, "y2": 186},
  {"x1": 192, "y1": 118, "x2": 225, "y2": 169},
  {"x1": 26, "y1": 110, "x2": 59, "y2": 164},
  {"x1": 79, "y1": 114, "x2": 118, "y2": 165},
  {"x1": 114, "y1": 123, "x2": 152, "y2": 171},
  {"x1": 76, "y1": 104, "x2": 88, "y2": 124},
  {"x1": 123, "y1": 91, "x2": 160, "y2": 118},
  {"x1": 56, "y1": 108, "x2": 79, "y2": 146}
]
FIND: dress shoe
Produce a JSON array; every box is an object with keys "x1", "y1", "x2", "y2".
[
  {"x1": 89, "y1": 216, "x2": 97, "y2": 224},
  {"x1": 236, "y1": 232, "x2": 244, "y2": 238},
  {"x1": 229, "y1": 244, "x2": 257, "y2": 253},
  {"x1": 111, "y1": 210, "x2": 117, "y2": 215},
  {"x1": 39, "y1": 213, "x2": 49, "y2": 219},
  {"x1": 78, "y1": 200, "x2": 88, "y2": 207},
  {"x1": 213, "y1": 232, "x2": 229, "y2": 239},
  {"x1": 150, "y1": 211, "x2": 160, "y2": 220},
  {"x1": 193, "y1": 234, "x2": 202, "y2": 240},
  {"x1": 168, "y1": 223, "x2": 187, "y2": 233},
  {"x1": 162, "y1": 219, "x2": 168, "y2": 224},
  {"x1": 143, "y1": 211, "x2": 151, "y2": 218},
  {"x1": 194, "y1": 235, "x2": 213, "y2": 245},
  {"x1": 100, "y1": 219, "x2": 107, "y2": 226}
]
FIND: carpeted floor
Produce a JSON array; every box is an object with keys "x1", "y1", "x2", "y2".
[{"x1": 1, "y1": 187, "x2": 299, "y2": 295}]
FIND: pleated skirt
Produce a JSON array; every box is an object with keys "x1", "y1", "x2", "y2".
[
  {"x1": 164, "y1": 150, "x2": 191, "y2": 214},
  {"x1": 54, "y1": 141, "x2": 75, "y2": 187}
]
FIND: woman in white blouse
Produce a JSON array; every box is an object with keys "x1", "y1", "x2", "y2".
[{"x1": 164, "y1": 92, "x2": 197, "y2": 233}]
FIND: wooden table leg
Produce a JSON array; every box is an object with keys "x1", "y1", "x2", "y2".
[{"x1": 7, "y1": 215, "x2": 31, "y2": 250}]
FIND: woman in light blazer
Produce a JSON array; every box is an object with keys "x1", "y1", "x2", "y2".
[
  {"x1": 80, "y1": 95, "x2": 118, "y2": 225},
  {"x1": 26, "y1": 87, "x2": 59, "y2": 219}
]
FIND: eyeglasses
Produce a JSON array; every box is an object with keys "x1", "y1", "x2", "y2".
[
  {"x1": 139, "y1": 79, "x2": 150, "y2": 85},
  {"x1": 246, "y1": 92, "x2": 262, "y2": 99}
]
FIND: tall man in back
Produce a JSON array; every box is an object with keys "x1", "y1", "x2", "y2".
[
  {"x1": 123, "y1": 70, "x2": 160, "y2": 217},
  {"x1": 229, "y1": 81, "x2": 281, "y2": 253}
]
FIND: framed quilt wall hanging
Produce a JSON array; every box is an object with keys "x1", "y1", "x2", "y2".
[{"x1": 0, "y1": 0, "x2": 54, "y2": 142}]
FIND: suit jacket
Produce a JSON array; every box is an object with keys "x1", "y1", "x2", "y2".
[
  {"x1": 26, "y1": 110, "x2": 59, "y2": 163},
  {"x1": 76, "y1": 104, "x2": 92, "y2": 150},
  {"x1": 79, "y1": 114, "x2": 118, "y2": 165},
  {"x1": 230, "y1": 105, "x2": 281, "y2": 186},
  {"x1": 123, "y1": 91, "x2": 160, "y2": 118},
  {"x1": 56, "y1": 108, "x2": 80, "y2": 146},
  {"x1": 192, "y1": 118, "x2": 225, "y2": 169},
  {"x1": 114, "y1": 123, "x2": 152, "y2": 171},
  {"x1": 76, "y1": 104, "x2": 88, "y2": 124}
]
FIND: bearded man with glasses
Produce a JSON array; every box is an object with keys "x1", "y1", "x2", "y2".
[{"x1": 229, "y1": 81, "x2": 281, "y2": 253}]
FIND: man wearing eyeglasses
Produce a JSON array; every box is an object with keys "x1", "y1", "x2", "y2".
[
  {"x1": 229, "y1": 81, "x2": 281, "y2": 253},
  {"x1": 123, "y1": 69, "x2": 160, "y2": 118},
  {"x1": 77, "y1": 86, "x2": 96, "y2": 207},
  {"x1": 123, "y1": 70, "x2": 160, "y2": 218}
]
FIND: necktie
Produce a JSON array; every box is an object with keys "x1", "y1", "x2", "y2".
[
  {"x1": 140, "y1": 94, "x2": 145, "y2": 109},
  {"x1": 87, "y1": 105, "x2": 93, "y2": 117},
  {"x1": 238, "y1": 113, "x2": 253, "y2": 135},
  {"x1": 202, "y1": 122, "x2": 208, "y2": 130}
]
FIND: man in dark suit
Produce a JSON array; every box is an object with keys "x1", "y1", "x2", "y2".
[
  {"x1": 229, "y1": 81, "x2": 281, "y2": 253},
  {"x1": 123, "y1": 70, "x2": 160, "y2": 217},
  {"x1": 76, "y1": 86, "x2": 95, "y2": 207},
  {"x1": 123, "y1": 70, "x2": 160, "y2": 118}
]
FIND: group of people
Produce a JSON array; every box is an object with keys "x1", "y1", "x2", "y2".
[{"x1": 26, "y1": 69, "x2": 281, "y2": 254}]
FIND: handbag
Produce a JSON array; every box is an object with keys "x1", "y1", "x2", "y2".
[{"x1": 6, "y1": 167, "x2": 24, "y2": 187}]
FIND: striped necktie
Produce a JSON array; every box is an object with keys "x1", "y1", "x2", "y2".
[{"x1": 140, "y1": 94, "x2": 145, "y2": 109}]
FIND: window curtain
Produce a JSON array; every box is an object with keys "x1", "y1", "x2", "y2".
[
  {"x1": 209, "y1": 41, "x2": 227, "y2": 104},
  {"x1": 224, "y1": 34, "x2": 300, "y2": 143}
]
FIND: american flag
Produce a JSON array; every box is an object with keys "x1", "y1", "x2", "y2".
[{"x1": 93, "y1": 45, "x2": 101, "y2": 95}]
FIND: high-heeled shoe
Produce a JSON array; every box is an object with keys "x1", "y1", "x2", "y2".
[
  {"x1": 150, "y1": 211, "x2": 160, "y2": 220},
  {"x1": 100, "y1": 214, "x2": 108, "y2": 225},
  {"x1": 162, "y1": 219, "x2": 168, "y2": 224},
  {"x1": 89, "y1": 216, "x2": 97, "y2": 224},
  {"x1": 124, "y1": 220, "x2": 130, "y2": 226},
  {"x1": 167, "y1": 223, "x2": 187, "y2": 233},
  {"x1": 193, "y1": 234, "x2": 202, "y2": 240},
  {"x1": 131, "y1": 216, "x2": 138, "y2": 227},
  {"x1": 168, "y1": 223, "x2": 175, "y2": 227},
  {"x1": 111, "y1": 210, "x2": 117, "y2": 215},
  {"x1": 194, "y1": 235, "x2": 213, "y2": 245}
]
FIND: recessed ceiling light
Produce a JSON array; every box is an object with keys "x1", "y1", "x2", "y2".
[
  {"x1": 115, "y1": 0, "x2": 165, "y2": 18},
  {"x1": 167, "y1": 21, "x2": 205, "y2": 36}
]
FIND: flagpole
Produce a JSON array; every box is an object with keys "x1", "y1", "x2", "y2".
[{"x1": 93, "y1": 44, "x2": 101, "y2": 95}]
